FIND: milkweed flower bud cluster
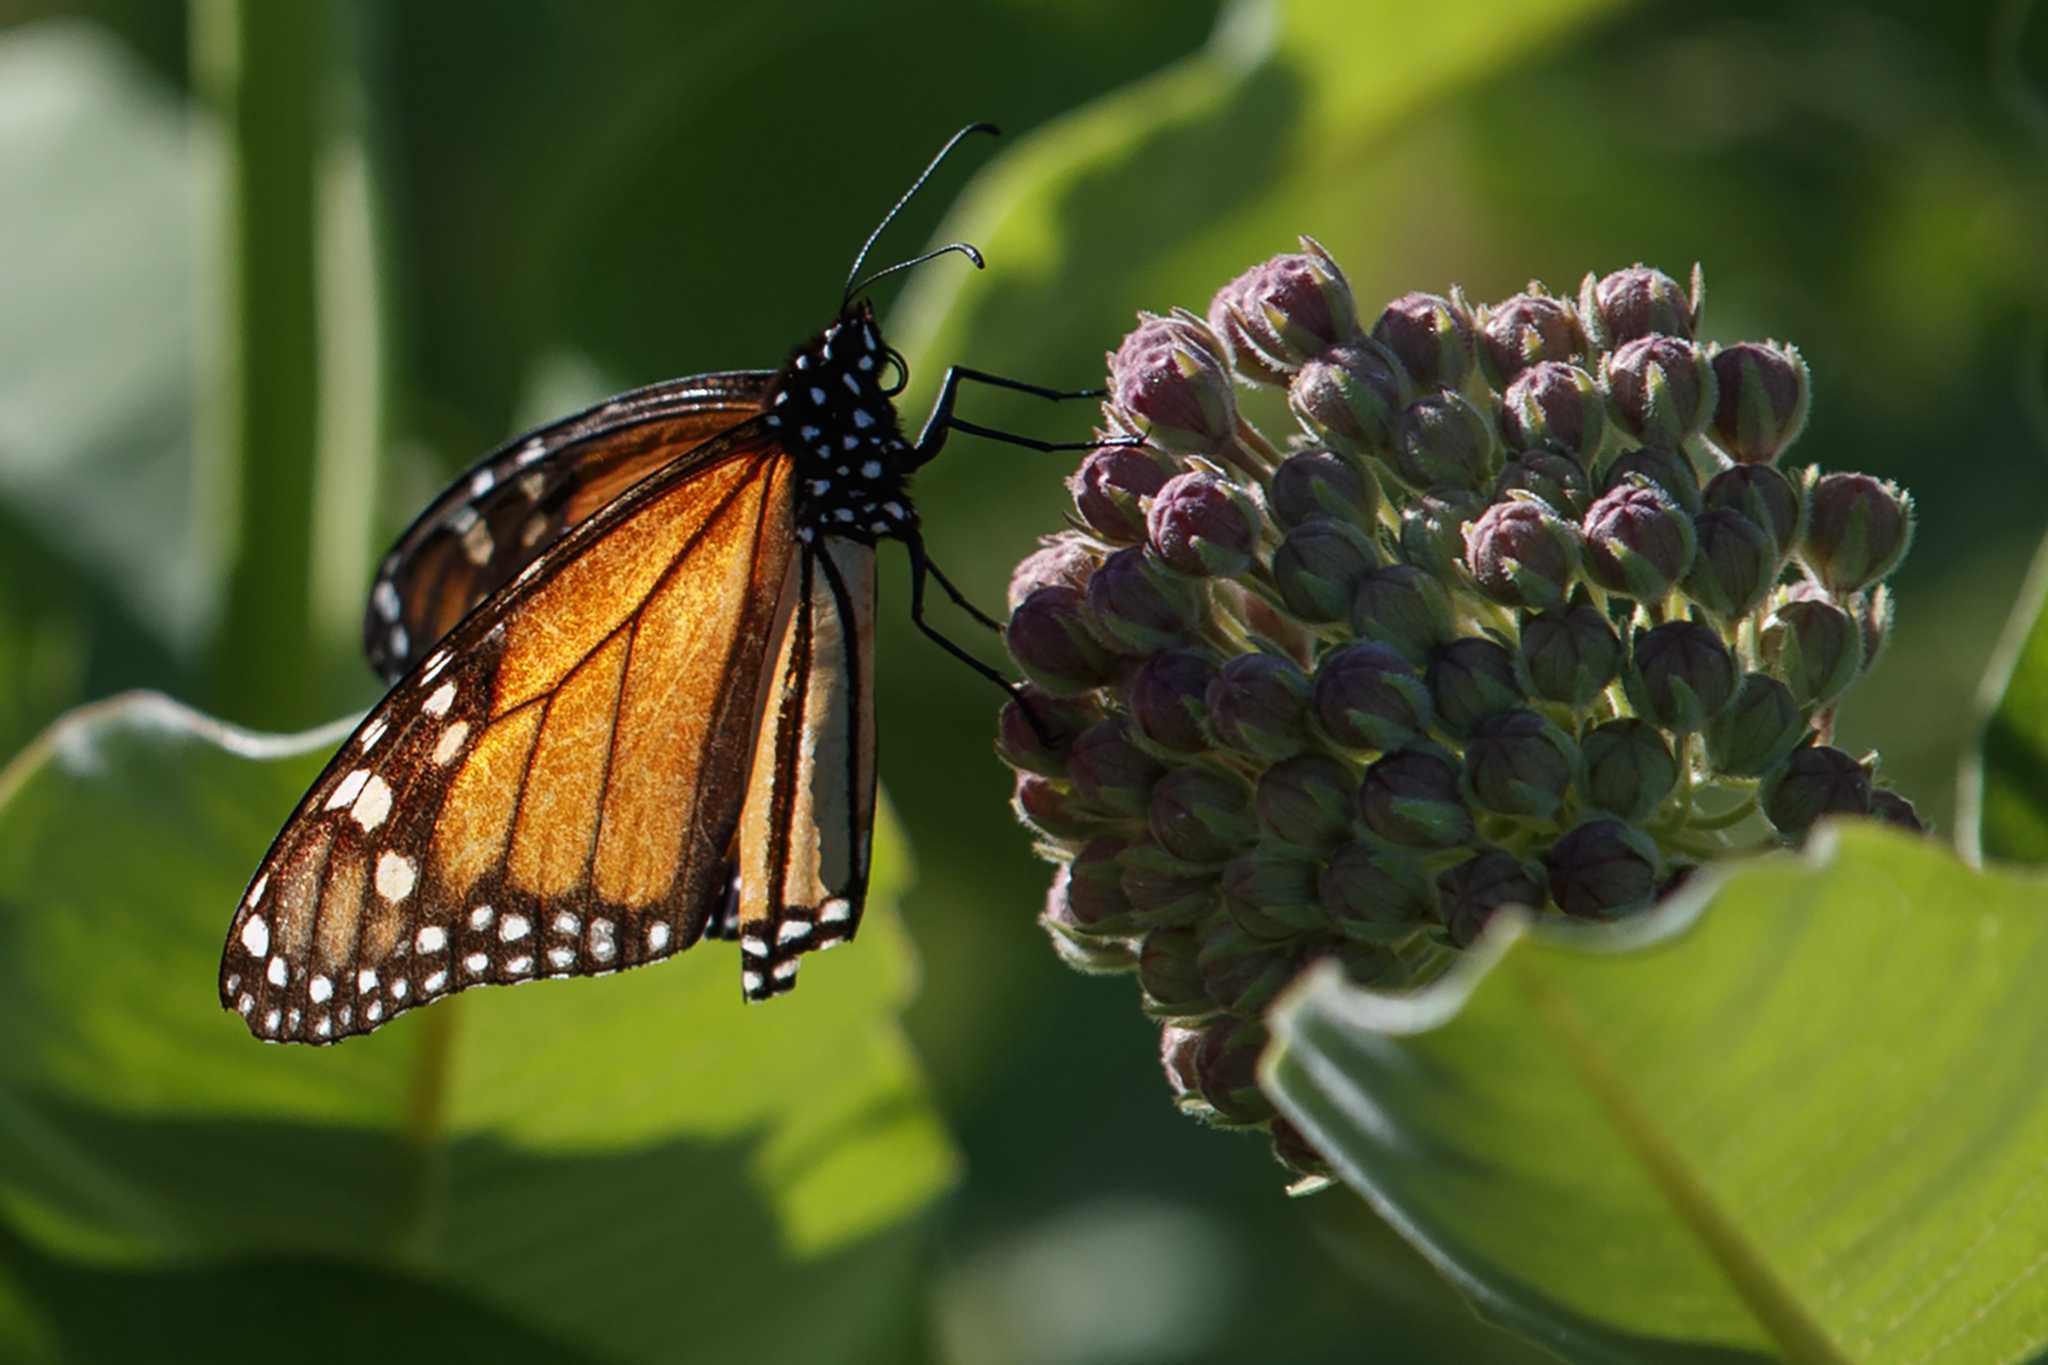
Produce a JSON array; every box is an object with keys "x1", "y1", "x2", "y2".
[{"x1": 997, "y1": 244, "x2": 1922, "y2": 1181}]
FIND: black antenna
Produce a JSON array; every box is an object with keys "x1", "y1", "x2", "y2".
[{"x1": 843, "y1": 121, "x2": 999, "y2": 306}]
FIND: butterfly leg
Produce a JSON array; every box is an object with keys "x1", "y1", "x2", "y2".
[
  {"x1": 902, "y1": 529, "x2": 1059, "y2": 746},
  {"x1": 910, "y1": 366, "x2": 1134, "y2": 469}
]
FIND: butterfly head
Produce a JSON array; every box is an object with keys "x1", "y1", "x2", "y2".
[{"x1": 767, "y1": 302, "x2": 919, "y2": 545}]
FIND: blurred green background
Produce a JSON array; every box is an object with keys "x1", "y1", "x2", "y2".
[{"x1": 1, "y1": 0, "x2": 2042, "y2": 1360}]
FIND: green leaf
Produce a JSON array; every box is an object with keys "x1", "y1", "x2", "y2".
[
  {"x1": 1963, "y1": 534, "x2": 2048, "y2": 865},
  {"x1": 1262, "y1": 822, "x2": 2048, "y2": 1365},
  {"x1": 0, "y1": 693, "x2": 955, "y2": 1362}
]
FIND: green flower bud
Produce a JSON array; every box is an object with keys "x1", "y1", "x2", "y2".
[
  {"x1": 1437, "y1": 847, "x2": 1546, "y2": 946},
  {"x1": 1479, "y1": 287, "x2": 1589, "y2": 385},
  {"x1": 1800, "y1": 472, "x2": 1915, "y2": 594},
  {"x1": 1500, "y1": 361, "x2": 1607, "y2": 466},
  {"x1": 1394, "y1": 389, "x2": 1498, "y2": 492},
  {"x1": 1149, "y1": 765, "x2": 1257, "y2": 864},
  {"x1": 1399, "y1": 489, "x2": 1487, "y2": 581},
  {"x1": 1148, "y1": 471, "x2": 1261, "y2": 578},
  {"x1": 1518, "y1": 604, "x2": 1622, "y2": 708},
  {"x1": 1062, "y1": 836, "x2": 1141, "y2": 937},
  {"x1": 1681, "y1": 507, "x2": 1779, "y2": 621},
  {"x1": 1042, "y1": 866, "x2": 1139, "y2": 974},
  {"x1": 1290, "y1": 340, "x2": 1410, "y2": 458},
  {"x1": 1086, "y1": 546, "x2": 1203, "y2": 653},
  {"x1": 1580, "y1": 263, "x2": 1699, "y2": 346},
  {"x1": 1008, "y1": 533, "x2": 1103, "y2": 613},
  {"x1": 1069, "y1": 444, "x2": 1175, "y2": 544},
  {"x1": 1207, "y1": 653, "x2": 1314, "y2": 761},
  {"x1": 1269, "y1": 1116, "x2": 1333, "y2": 1183},
  {"x1": 1207, "y1": 237, "x2": 1361, "y2": 378},
  {"x1": 1269, "y1": 448, "x2": 1378, "y2": 532},
  {"x1": 1461, "y1": 709, "x2": 1577, "y2": 820},
  {"x1": 1109, "y1": 313, "x2": 1238, "y2": 455},
  {"x1": 1544, "y1": 818, "x2": 1663, "y2": 919},
  {"x1": 1578, "y1": 718, "x2": 1678, "y2": 822},
  {"x1": 1320, "y1": 842, "x2": 1436, "y2": 941},
  {"x1": 1272, "y1": 518, "x2": 1383, "y2": 623},
  {"x1": 1007, "y1": 585, "x2": 1119, "y2": 695},
  {"x1": 1138, "y1": 925, "x2": 1215, "y2": 1021},
  {"x1": 1463, "y1": 497, "x2": 1583, "y2": 611},
  {"x1": 1014, "y1": 772, "x2": 1116, "y2": 844},
  {"x1": 1220, "y1": 845, "x2": 1327, "y2": 939},
  {"x1": 1582, "y1": 483, "x2": 1696, "y2": 602},
  {"x1": 1705, "y1": 672, "x2": 1808, "y2": 778},
  {"x1": 1255, "y1": 753, "x2": 1360, "y2": 852},
  {"x1": 1119, "y1": 838, "x2": 1219, "y2": 926},
  {"x1": 1427, "y1": 636, "x2": 1526, "y2": 738},
  {"x1": 1602, "y1": 335, "x2": 1717, "y2": 448},
  {"x1": 1870, "y1": 788, "x2": 1927, "y2": 834},
  {"x1": 1192, "y1": 1014, "x2": 1276, "y2": 1122},
  {"x1": 1708, "y1": 340, "x2": 1810, "y2": 465},
  {"x1": 1350, "y1": 564, "x2": 1459, "y2": 665},
  {"x1": 1603, "y1": 445, "x2": 1702, "y2": 515},
  {"x1": 996, "y1": 686, "x2": 1101, "y2": 778},
  {"x1": 1760, "y1": 597, "x2": 1862, "y2": 709},
  {"x1": 1495, "y1": 449, "x2": 1594, "y2": 522},
  {"x1": 1312, "y1": 642, "x2": 1434, "y2": 752},
  {"x1": 1126, "y1": 648, "x2": 1219, "y2": 754},
  {"x1": 1198, "y1": 923, "x2": 1299, "y2": 1022},
  {"x1": 1761, "y1": 744, "x2": 1873, "y2": 836},
  {"x1": 1703, "y1": 464, "x2": 1804, "y2": 560},
  {"x1": 1068, "y1": 717, "x2": 1166, "y2": 816},
  {"x1": 1371, "y1": 290, "x2": 1476, "y2": 391},
  {"x1": 1360, "y1": 744, "x2": 1475, "y2": 848},
  {"x1": 1625, "y1": 621, "x2": 1738, "y2": 733}
]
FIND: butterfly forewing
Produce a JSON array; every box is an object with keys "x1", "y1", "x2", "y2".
[
  {"x1": 732, "y1": 539, "x2": 879, "y2": 998},
  {"x1": 364, "y1": 373, "x2": 772, "y2": 683},
  {"x1": 225, "y1": 425, "x2": 798, "y2": 1043}
]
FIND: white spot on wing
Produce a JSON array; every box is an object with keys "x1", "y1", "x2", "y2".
[
  {"x1": 506, "y1": 955, "x2": 533, "y2": 976},
  {"x1": 741, "y1": 935, "x2": 768, "y2": 959},
  {"x1": 350, "y1": 773, "x2": 393, "y2": 831},
  {"x1": 742, "y1": 970, "x2": 764, "y2": 995},
  {"x1": 326, "y1": 767, "x2": 371, "y2": 811},
  {"x1": 358, "y1": 969, "x2": 379, "y2": 994},
  {"x1": 373, "y1": 580, "x2": 400, "y2": 621},
  {"x1": 241, "y1": 914, "x2": 270, "y2": 957},
  {"x1": 464, "y1": 951, "x2": 489, "y2": 975},
  {"x1": 547, "y1": 946, "x2": 575, "y2": 970},
  {"x1": 246, "y1": 874, "x2": 269, "y2": 908},
  {"x1": 820, "y1": 897, "x2": 852, "y2": 924},
  {"x1": 374, "y1": 851, "x2": 416, "y2": 903},
  {"x1": 416, "y1": 925, "x2": 447, "y2": 953},
  {"x1": 359, "y1": 717, "x2": 389, "y2": 750},
  {"x1": 470, "y1": 904, "x2": 495, "y2": 930},
  {"x1": 777, "y1": 920, "x2": 813, "y2": 945},
  {"x1": 433, "y1": 722, "x2": 470, "y2": 766},
  {"x1": 424, "y1": 969, "x2": 448, "y2": 993},
  {"x1": 771, "y1": 958, "x2": 798, "y2": 982},
  {"x1": 648, "y1": 922, "x2": 671, "y2": 953},
  {"x1": 266, "y1": 956, "x2": 288, "y2": 987},
  {"x1": 469, "y1": 468, "x2": 496, "y2": 497},
  {"x1": 499, "y1": 913, "x2": 530, "y2": 942},
  {"x1": 309, "y1": 975, "x2": 333, "y2": 1004},
  {"x1": 423, "y1": 682, "x2": 457, "y2": 716},
  {"x1": 590, "y1": 918, "x2": 616, "y2": 962}
]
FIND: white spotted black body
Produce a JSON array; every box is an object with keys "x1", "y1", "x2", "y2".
[{"x1": 765, "y1": 299, "x2": 920, "y2": 548}]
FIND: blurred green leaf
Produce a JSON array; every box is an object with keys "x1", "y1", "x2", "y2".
[
  {"x1": 1964, "y1": 533, "x2": 2048, "y2": 865},
  {"x1": 0, "y1": 693, "x2": 954, "y2": 1362},
  {"x1": 1263, "y1": 822, "x2": 2048, "y2": 1364}
]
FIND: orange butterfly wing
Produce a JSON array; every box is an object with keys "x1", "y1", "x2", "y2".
[
  {"x1": 364, "y1": 373, "x2": 772, "y2": 682},
  {"x1": 224, "y1": 424, "x2": 795, "y2": 1042}
]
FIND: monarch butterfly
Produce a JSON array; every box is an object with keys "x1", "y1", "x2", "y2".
[{"x1": 219, "y1": 124, "x2": 1095, "y2": 1044}]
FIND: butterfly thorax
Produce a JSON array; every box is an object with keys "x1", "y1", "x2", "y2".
[{"x1": 766, "y1": 301, "x2": 918, "y2": 546}]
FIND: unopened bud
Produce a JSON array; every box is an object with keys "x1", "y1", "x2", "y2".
[
  {"x1": 1578, "y1": 718, "x2": 1678, "y2": 823},
  {"x1": 1109, "y1": 313, "x2": 1238, "y2": 454},
  {"x1": 1518, "y1": 604, "x2": 1622, "y2": 707},
  {"x1": 1062, "y1": 836, "x2": 1141, "y2": 937},
  {"x1": 1625, "y1": 621, "x2": 1738, "y2": 732},
  {"x1": 1581, "y1": 263, "x2": 1698, "y2": 346},
  {"x1": 1760, "y1": 597, "x2": 1862, "y2": 709},
  {"x1": 1269, "y1": 1116, "x2": 1332, "y2": 1182},
  {"x1": 996, "y1": 686, "x2": 1101, "y2": 777},
  {"x1": 1582, "y1": 483, "x2": 1696, "y2": 602},
  {"x1": 1148, "y1": 471, "x2": 1261, "y2": 578},
  {"x1": 1220, "y1": 845, "x2": 1326, "y2": 939},
  {"x1": 1207, "y1": 237, "x2": 1361, "y2": 378},
  {"x1": 1119, "y1": 838, "x2": 1218, "y2": 926},
  {"x1": 1192, "y1": 1014, "x2": 1277, "y2": 1122},
  {"x1": 1427, "y1": 637, "x2": 1526, "y2": 738},
  {"x1": 1069, "y1": 444, "x2": 1175, "y2": 544},
  {"x1": 1437, "y1": 847, "x2": 1546, "y2": 946},
  {"x1": 1870, "y1": 788, "x2": 1927, "y2": 834},
  {"x1": 1761, "y1": 744, "x2": 1872, "y2": 835},
  {"x1": 1545, "y1": 818, "x2": 1663, "y2": 919},
  {"x1": 1705, "y1": 672, "x2": 1808, "y2": 778},
  {"x1": 1007, "y1": 586, "x2": 1118, "y2": 696},
  {"x1": 1290, "y1": 341, "x2": 1410, "y2": 458},
  {"x1": 1207, "y1": 653, "x2": 1314, "y2": 761},
  {"x1": 1393, "y1": 389, "x2": 1498, "y2": 492},
  {"x1": 1682, "y1": 507, "x2": 1779, "y2": 620},
  {"x1": 1149, "y1": 765, "x2": 1257, "y2": 864},
  {"x1": 1359, "y1": 744, "x2": 1475, "y2": 848},
  {"x1": 1399, "y1": 489, "x2": 1487, "y2": 582},
  {"x1": 1197, "y1": 924, "x2": 1297, "y2": 1022},
  {"x1": 1068, "y1": 717, "x2": 1166, "y2": 817},
  {"x1": 1349, "y1": 564, "x2": 1459, "y2": 665},
  {"x1": 1255, "y1": 753, "x2": 1360, "y2": 852},
  {"x1": 1371, "y1": 290, "x2": 1476, "y2": 391},
  {"x1": 1604, "y1": 445, "x2": 1702, "y2": 515},
  {"x1": 1603, "y1": 335, "x2": 1717, "y2": 447},
  {"x1": 1855, "y1": 584, "x2": 1895, "y2": 675},
  {"x1": 1126, "y1": 649, "x2": 1220, "y2": 754},
  {"x1": 1708, "y1": 340, "x2": 1810, "y2": 464},
  {"x1": 1463, "y1": 497, "x2": 1583, "y2": 611},
  {"x1": 1138, "y1": 926, "x2": 1213, "y2": 1020},
  {"x1": 1320, "y1": 842, "x2": 1436, "y2": 940},
  {"x1": 1800, "y1": 472, "x2": 1914, "y2": 594},
  {"x1": 1014, "y1": 771, "x2": 1113, "y2": 844},
  {"x1": 1086, "y1": 546, "x2": 1202, "y2": 654},
  {"x1": 1042, "y1": 865, "x2": 1139, "y2": 974},
  {"x1": 1273, "y1": 518, "x2": 1383, "y2": 623},
  {"x1": 1008, "y1": 533, "x2": 1103, "y2": 612},
  {"x1": 1269, "y1": 448, "x2": 1378, "y2": 532},
  {"x1": 1461, "y1": 709, "x2": 1576, "y2": 820},
  {"x1": 1500, "y1": 361, "x2": 1607, "y2": 466},
  {"x1": 1312, "y1": 641, "x2": 1434, "y2": 752},
  {"x1": 1479, "y1": 287, "x2": 1588, "y2": 384},
  {"x1": 1495, "y1": 449, "x2": 1594, "y2": 522},
  {"x1": 1703, "y1": 464, "x2": 1804, "y2": 559}
]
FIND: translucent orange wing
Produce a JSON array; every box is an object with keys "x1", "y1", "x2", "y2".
[
  {"x1": 224, "y1": 424, "x2": 795, "y2": 1043},
  {"x1": 729, "y1": 538, "x2": 879, "y2": 999},
  {"x1": 364, "y1": 372, "x2": 772, "y2": 682}
]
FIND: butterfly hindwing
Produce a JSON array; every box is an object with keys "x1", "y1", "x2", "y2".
[
  {"x1": 224, "y1": 424, "x2": 798, "y2": 1043},
  {"x1": 733, "y1": 537, "x2": 879, "y2": 999},
  {"x1": 364, "y1": 373, "x2": 773, "y2": 683}
]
